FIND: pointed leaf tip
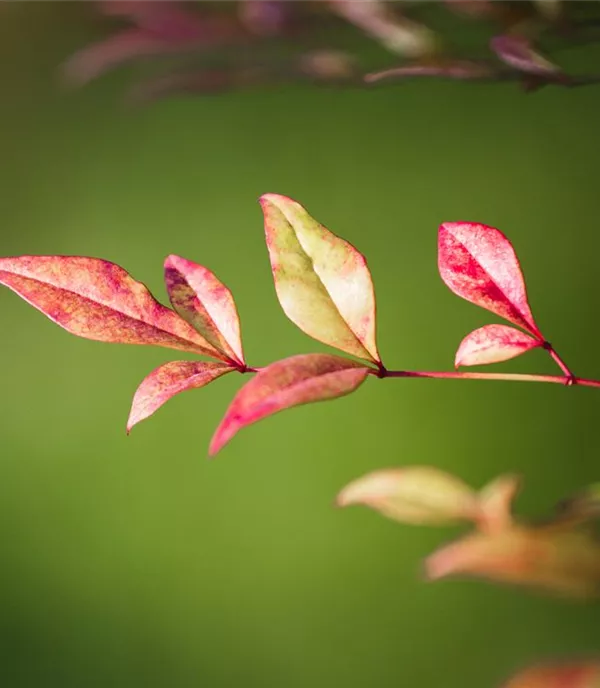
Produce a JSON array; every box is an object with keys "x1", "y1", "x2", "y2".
[
  {"x1": 209, "y1": 353, "x2": 370, "y2": 455},
  {"x1": 127, "y1": 360, "x2": 233, "y2": 432},
  {"x1": 438, "y1": 222, "x2": 542, "y2": 337},
  {"x1": 164, "y1": 255, "x2": 244, "y2": 366},
  {"x1": 477, "y1": 474, "x2": 521, "y2": 534},
  {"x1": 0, "y1": 255, "x2": 224, "y2": 357},
  {"x1": 455, "y1": 324, "x2": 542, "y2": 368},
  {"x1": 337, "y1": 466, "x2": 479, "y2": 526},
  {"x1": 259, "y1": 194, "x2": 380, "y2": 364}
]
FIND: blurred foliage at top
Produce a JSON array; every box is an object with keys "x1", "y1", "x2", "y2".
[{"x1": 60, "y1": 0, "x2": 600, "y2": 103}]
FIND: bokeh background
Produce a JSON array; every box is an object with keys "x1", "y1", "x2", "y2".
[{"x1": 0, "y1": 3, "x2": 599, "y2": 687}]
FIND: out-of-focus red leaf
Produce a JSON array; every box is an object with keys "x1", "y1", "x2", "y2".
[
  {"x1": 0, "y1": 255, "x2": 225, "y2": 357},
  {"x1": 438, "y1": 222, "x2": 543, "y2": 338},
  {"x1": 455, "y1": 324, "x2": 542, "y2": 368},
  {"x1": 366, "y1": 60, "x2": 494, "y2": 83},
  {"x1": 336, "y1": 466, "x2": 480, "y2": 525},
  {"x1": 503, "y1": 661, "x2": 600, "y2": 688},
  {"x1": 127, "y1": 360, "x2": 233, "y2": 432},
  {"x1": 490, "y1": 35, "x2": 564, "y2": 78},
  {"x1": 260, "y1": 194, "x2": 380, "y2": 364},
  {"x1": 239, "y1": 1, "x2": 289, "y2": 36},
  {"x1": 298, "y1": 50, "x2": 358, "y2": 81},
  {"x1": 476, "y1": 474, "x2": 520, "y2": 534},
  {"x1": 424, "y1": 523, "x2": 600, "y2": 599},
  {"x1": 164, "y1": 255, "x2": 244, "y2": 367},
  {"x1": 97, "y1": 1, "x2": 206, "y2": 41},
  {"x1": 209, "y1": 353, "x2": 370, "y2": 455},
  {"x1": 63, "y1": 11, "x2": 246, "y2": 87}
]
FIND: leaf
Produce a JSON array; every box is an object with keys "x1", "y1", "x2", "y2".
[
  {"x1": 209, "y1": 353, "x2": 370, "y2": 455},
  {"x1": 337, "y1": 466, "x2": 480, "y2": 526},
  {"x1": 127, "y1": 360, "x2": 233, "y2": 432},
  {"x1": 424, "y1": 524, "x2": 600, "y2": 599},
  {"x1": 490, "y1": 35, "x2": 564, "y2": 78},
  {"x1": 555, "y1": 483, "x2": 600, "y2": 524},
  {"x1": 366, "y1": 60, "x2": 495, "y2": 84},
  {"x1": 455, "y1": 324, "x2": 542, "y2": 368},
  {"x1": 0, "y1": 255, "x2": 225, "y2": 357},
  {"x1": 438, "y1": 222, "x2": 543, "y2": 338},
  {"x1": 260, "y1": 194, "x2": 380, "y2": 364},
  {"x1": 329, "y1": 0, "x2": 439, "y2": 58},
  {"x1": 503, "y1": 661, "x2": 600, "y2": 688},
  {"x1": 164, "y1": 255, "x2": 244, "y2": 366},
  {"x1": 477, "y1": 474, "x2": 521, "y2": 534}
]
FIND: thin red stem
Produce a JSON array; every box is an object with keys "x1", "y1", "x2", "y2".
[
  {"x1": 377, "y1": 369, "x2": 600, "y2": 388},
  {"x1": 545, "y1": 345, "x2": 575, "y2": 379}
]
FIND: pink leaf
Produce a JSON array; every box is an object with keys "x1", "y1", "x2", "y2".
[
  {"x1": 0, "y1": 255, "x2": 226, "y2": 358},
  {"x1": 455, "y1": 324, "x2": 542, "y2": 368},
  {"x1": 476, "y1": 474, "x2": 521, "y2": 534},
  {"x1": 164, "y1": 255, "x2": 244, "y2": 367},
  {"x1": 438, "y1": 222, "x2": 543, "y2": 337},
  {"x1": 490, "y1": 35, "x2": 564, "y2": 77},
  {"x1": 503, "y1": 661, "x2": 600, "y2": 688},
  {"x1": 127, "y1": 360, "x2": 233, "y2": 432},
  {"x1": 424, "y1": 524, "x2": 600, "y2": 599},
  {"x1": 260, "y1": 194, "x2": 380, "y2": 364},
  {"x1": 209, "y1": 353, "x2": 371, "y2": 455}
]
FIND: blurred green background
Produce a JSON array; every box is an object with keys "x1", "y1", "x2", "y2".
[{"x1": 0, "y1": 3, "x2": 599, "y2": 687}]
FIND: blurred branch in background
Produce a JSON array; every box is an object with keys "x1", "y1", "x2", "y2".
[{"x1": 59, "y1": 0, "x2": 600, "y2": 102}]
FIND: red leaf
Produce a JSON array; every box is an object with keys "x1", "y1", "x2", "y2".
[
  {"x1": 503, "y1": 661, "x2": 600, "y2": 688},
  {"x1": 127, "y1": 360, "x2": 233, "y2": 432},
  {"x1": 438, "y1": 222, "x2": 543, "y2": 338},
  {"x1": 209, "y1": 353, "x2": 371, "y2": 455},
  {"x1": 455, "y1": 324, "x2": 542, "y2": 368},
  {"x1": 490, "y1": 35, "x2": 564, "y2": 78},
  {"x1": 260, "y1": 194, "x2": 380, "y2": 364},
  {"x1": 164, "y1": 255, "x2": 244, "y2": 367},
  {"x1": 0, "y1": 255, "x2": 226, "y2": 357}
]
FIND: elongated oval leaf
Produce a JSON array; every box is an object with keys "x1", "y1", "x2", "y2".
[
  {"x1": 490, "y1": 35, "x2": 563, "y2": 77},
  {"x1": 164, "y1": 255, "x2": 244, "y2": 366},
  {"x1": 0, "y1": 255, "x2": 225, "y2": 357},
  {"x1": 127, "y1": 360, "x2": 233, "y2": 432},
  {"x1": 337, "y1": 466, "x2": 479, "y2": 526},
  {"x1": 438, "y1": 222, "x2": 543, "y2": 337},
  {"x1": 366, "y1": 60, "x2": 494, "y2": 84},
  {"x1": 425, "y1": 526, "x2": 600, "y2": 599},
  {"x1": 503, "y1": 661, "x2": 600, "y2": 688},
  {"x1": 209, "y1": 353, "x2": 370, "y2": 455},
  {"x1": 455, "y1": 324, "x2": 542, "y2": 368},
  {"x1": 260, "y1": 194, "x2": 380, "y2": 364}
]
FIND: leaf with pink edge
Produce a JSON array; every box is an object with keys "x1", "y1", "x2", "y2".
[
  {"x1": 438, "y1": 222, "x2": 543, "y2": 337},
  {"x1": 164, "y1": 255, "x2": 244, "y2": 366},
  {"x1": 0, "y1": 255, "x2": 225, "y2": 358},
  {"x1": 127, "y1": 360, "x2": 233, "y2": 432},
  {"x1": 455, "y1": 324, "x2": 542, "y2": 368},
  {"x1": 490, "y1": 34, "x2": 564, "y2": 78},
  {"x1": 502, "y1": 661, "x2": 600, "y2": 688},
  {"x1": 336, "y1": 466, "x2": 480, "y2": 526},
  {"x1": 209, "y1": 353, "x2": 370, "y2": 455},
  {"x1": 424, "y1": 522, "x2": 600, "y2": 600},
  {"x1": 260, "y1": 194, "x2": 380, "y2": 364}
]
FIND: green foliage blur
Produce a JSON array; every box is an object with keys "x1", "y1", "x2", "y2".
[{"x1": 0, "y1": 4, "x2": 598, "y2": 687}]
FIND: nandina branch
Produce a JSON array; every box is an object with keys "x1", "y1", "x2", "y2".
[{"x1": 378, "y1": 369, "x2": 600, "y2": 388}]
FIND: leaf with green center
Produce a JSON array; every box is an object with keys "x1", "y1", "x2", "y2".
[
  {"x1": 503, "y1": 661, "x2": 600, "y2": 688},
  {"x1": 127, "y1": 360, "x2": 234, "y2": 433},
  {"x1": 455, "y1": 324, "x2": 542, "y2": 368},
  {"x1": 425, "y1": 522, "x2": 600, "y2": 600},
  {"x1": 164, "y1": 255, "x2": 244, "y2": 366},
  {"x1": 0, "y1": 255, "x2": 225, "y2": 357},
  {"x1": 209, "y1": 353, "x2": 370, "y2": 455},
  {"x1": 337, "y1": 466, "x2": 480, "y2": 526},
  {"x1": 260, "y1": 194, "x2": 380, "y2": 364}
]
